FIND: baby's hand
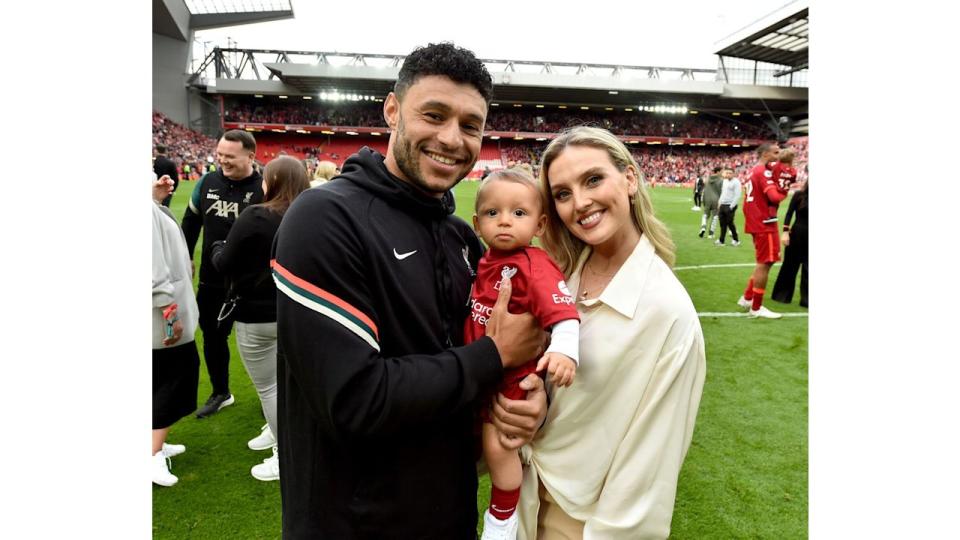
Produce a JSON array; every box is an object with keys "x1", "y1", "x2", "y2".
[{"x1": 535, "y1": 352, "x2": 576, "y2": 387}]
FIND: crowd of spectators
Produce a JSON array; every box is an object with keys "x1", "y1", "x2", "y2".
[
  {"x1": 224, "y1": 102, "x2": 383, "y2": 127},
  {"x1": 485, "y1": 110, "x2": 770, "y2": 139},
  {"x1": 152, "y1": 112, "x2": 218, "y2": 180},
  {"x1": 496, "y1": 140, "x2": 808, "y2": 186},
  {"x1": 222, "y1": 100, "x2": 772, "y2": 139},
  {"x1": 156, "y1": 106, "x2": 807, "y2": 187}
]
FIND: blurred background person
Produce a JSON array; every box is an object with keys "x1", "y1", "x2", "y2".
[
  {"x1": 153, "y1": 145, "x2": 180, "y2": 207},
  {"x1": 210, "y1": 155, "x2": 310, "y2": 481},
  {"x1": 699, "y1": 166, "x2": 722, "y2": 238},
  {"x1": 182, "y1": 130, "x2": 264, "y2": 419},
  {"x1": 310, "y1": 160, "x2": 338, "y2": 188},
  {"x1": 772, "y1": 176, "x2": 809, "y2": 308},
  {"x1": 152, "y1": 173, "x2": 200, "y2": 487},
  {"x1": 715, "y1": 166, "x2": 742, "y2": 246}
]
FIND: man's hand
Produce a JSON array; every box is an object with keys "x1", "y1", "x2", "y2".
[
  {"x1": 536, "y1": 353, "x2": 576, "y2": 387},
  {"x1": 490, "y1": 374, "x2": 548, "y2": 449},
  {"x1": 153, "y1": 175, "x2": 174, "y2": 204},
  {"x1": 485, "y1": 276, "x2": 547, "y2": 369},
  {"x1": 781, "y1": 231, "x2": 791, "y2": 246}
]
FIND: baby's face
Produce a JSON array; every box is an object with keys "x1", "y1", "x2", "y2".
[{"x1": 474, "y1": 181, "x2": 546, "y2": 251}]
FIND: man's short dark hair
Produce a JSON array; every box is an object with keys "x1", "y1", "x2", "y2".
[
  {"x1": 712, "y1": 166, "x2": 721, "y2": 173},
  {"x1": 395, "y1": 42, "x2": 494, "y2": 105},
  {"x1": 222, "y1": 129, "x2": 257, "y2": 153},
  {"x1": 155, "y1": 144, "x2": 166, "y2": 154}
]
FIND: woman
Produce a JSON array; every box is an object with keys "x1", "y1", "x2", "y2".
[
  {"x1": 210, "y1": 156, "x2": 310, "y2": 481},
  {"x1": 771, "y1": 177, "x2": 809, "y2": 307},
  {"x1": 517, "y1": 127, "x2": 706, "y2": 539},
  {"x1": 152, "y1": 173, "x2": 200, "y2": 487},
  {"x1": 310, "y1": 159, "x2": 338, "y2": 188}
]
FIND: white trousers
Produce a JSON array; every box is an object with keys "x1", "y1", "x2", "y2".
[{"x1": 235, "y1": 322, "x2": 278, "y2": 438}]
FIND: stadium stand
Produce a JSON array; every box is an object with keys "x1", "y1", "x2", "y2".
[{"x1": 223, "y1": 99, "x2": 771, "y2": 139}]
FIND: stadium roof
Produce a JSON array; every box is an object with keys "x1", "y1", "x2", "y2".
[
  {"x1": 191, "y1": 48, "x2": 807, "y2": 116},
  {"x1": 714, "y1": 0, "x2": 808, "y2": 70},
  {"x1": 153, "y1": 0, "x2": 294, "y2": 42}
]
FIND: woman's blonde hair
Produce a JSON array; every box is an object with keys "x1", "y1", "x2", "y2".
[
  {"x1": 538, "y1": 126, "x2": 676, "y2": 274},
  {"x1": 313, "y1": 160, "x2": 338, "y2": 181}
]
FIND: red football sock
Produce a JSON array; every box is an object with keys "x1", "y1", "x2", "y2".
[
  {"x1": 752, "y1": 287, "x2": 765, "y2": 311},
  {"x1": 489, "y1": 485, "x2": 521, "y2": 520},
  {"x1": 744, "y1": 278, "x2": 755, "y2": 300}
]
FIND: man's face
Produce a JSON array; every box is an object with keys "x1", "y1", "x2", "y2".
[
  {"x1": 217, "y1": 138, "x2": 255, "y2": 180},
  {"x1": 722, "y1": 169, "x2": 734, "y2": 179},
  {"x1": 762, "y1": 144, "x2": 781, "y2": 164},
  {"x1": 383, "y1": 75, "x2": 487, "y2": 197}
]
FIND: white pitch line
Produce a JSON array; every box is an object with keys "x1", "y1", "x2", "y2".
[
  {"x1": 675, "y1": 263, "x2": 757, "y2": 271},
  {"x1": 698, "y1": 312, "x2": 808, "y2": 318}
]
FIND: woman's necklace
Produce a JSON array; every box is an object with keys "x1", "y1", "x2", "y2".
[{"x1": 579, "y1": 257, "x2": 619, "y2": 300}]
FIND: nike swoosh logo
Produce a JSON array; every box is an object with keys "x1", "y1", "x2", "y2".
[{"x1": 393, "y1": 248, "x2": 417, "y2": 260}]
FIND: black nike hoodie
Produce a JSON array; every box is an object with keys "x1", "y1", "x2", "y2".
[{"x1": 272, "y1": 147, "x2": 502, "y2": 539}]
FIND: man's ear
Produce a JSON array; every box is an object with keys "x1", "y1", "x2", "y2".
[{"x1": 384, "y1": 92, "x2": 399, "y2": 129}]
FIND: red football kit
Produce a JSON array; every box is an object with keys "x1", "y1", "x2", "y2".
[
  {"x1": 743, "y1": 163, "x2": 788, "y2": 263},
  {"x1": 464, "y1": 247, "x2": 579, "y2": 419}
]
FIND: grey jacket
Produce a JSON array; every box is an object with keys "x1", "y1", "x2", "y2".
[{"x1": 152, "y1": 202, "x2": 199, "y2": 349}]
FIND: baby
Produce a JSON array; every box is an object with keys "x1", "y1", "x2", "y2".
[{"x1": 463, "y1": 169, "x2": 580, "y2": 540}]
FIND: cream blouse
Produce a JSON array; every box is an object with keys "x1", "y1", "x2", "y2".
[{"x1": 518, "y1": 234, "x2": 706, "y2": 539}]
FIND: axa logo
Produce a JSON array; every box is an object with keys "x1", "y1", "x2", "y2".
[
  {"x1": 494, "y1": 265, "x2": 518, "y2": 291},
  {"x1": 207, "y1": 200, "x2": 240, "y2": 218}
]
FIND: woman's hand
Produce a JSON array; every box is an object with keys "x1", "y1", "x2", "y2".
[
  {"x1": 162, "y1": 319, "x2": 183, "y2": 346},
  {"x1": 781, "y1": 231, "x2": 791, "y2": 246}
]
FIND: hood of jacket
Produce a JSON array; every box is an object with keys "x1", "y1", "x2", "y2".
[{"x1": 338, "y1": 147, "x2": 457, "y2": 220}]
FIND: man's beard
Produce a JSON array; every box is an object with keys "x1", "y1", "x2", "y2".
[
  {"x1": 391, "y1": 114, "x2": 467, "y2": 197},
  {"x1": 392, "y1": 116, "x2": 433, "y2": 193}
]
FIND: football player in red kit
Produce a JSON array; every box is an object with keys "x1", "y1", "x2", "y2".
[{"x1": 737, "y1": 142, "x2": 789, "y2": 319}]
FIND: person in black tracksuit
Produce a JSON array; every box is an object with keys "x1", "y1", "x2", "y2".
[
  {"x1": 271, "y1": 43, "x2": 546, "y2": 540},
  {"x1": 153, "y1": 144, "x2": 180, "y2": 207},
  {"x1": 772, "y1": 180, "x2": 808, "y2": 307},
  {"x1": 182, "y1": 130, "x2": 264, "y2": 418}
]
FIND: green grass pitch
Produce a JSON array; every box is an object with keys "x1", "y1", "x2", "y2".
[{"x1": 154, "y1": 178, "x2": 807, "y2": 539}]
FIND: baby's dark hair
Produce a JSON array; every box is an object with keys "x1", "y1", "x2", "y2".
[
  {"x1": 395, "y1": 42, "x2": 494, "y2": 105},
  {"x1": 475, "y1": 169, "x2": 544, "y2": 213}
]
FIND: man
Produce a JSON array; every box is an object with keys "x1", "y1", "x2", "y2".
[
  {"x1": 182, "y1": 130, "x2": 264, "y2": 417},
  {"x1": 715, "y1": 166, "x2": 742, "y2": 246},
  {"x1": 737, "y1": 142, "x2": 790, "y2": 319},
  {"x1": 153, "y1": 144, "x2": 179, "y2": 207},
  {"x1": 692, "y1": 173, "x2": 704, "y2": 211},
  {"x1": 271, "y1": 43, "x2": 547, "y2": 539},
  {"x1": 699, "y1": 166, "x2": 723, "y2": 238}
]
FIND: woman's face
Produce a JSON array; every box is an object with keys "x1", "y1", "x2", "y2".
[
  {"x1": 546, "y1": 145, "x2": 639, "y2": 250},
  {"x1": 262, "y1": 178, "x2": 269, "y2": 197}
]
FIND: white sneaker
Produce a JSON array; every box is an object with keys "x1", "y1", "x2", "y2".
[
  {"x1": 737, "y1": 296, "x2": 752, "y2": 310},
  {"x1": 732, "y1": 240, "x2": 741, "y2": 246},
  {"x1": 153, "y1": 451, "x2": 178, "y2": 487},
  {"x1": 481, "y1": 509, "x2": 519, "y2": 540},
  {"x1": 714, "y1": 239, "x2": 724, "y2": 246},
  {"x1": 749, "y1": 306, "x2": 783, "y2": 319},
  {"x1": 162, "y1": 442, "x2": 186, "y2": 458},
  {"x1": 691, "y1": 206, "x2": 701, "y2": 211},
  {"x1": 251, "y1": 446, "x2": 280, "y2": 481},
  {"x1": 248, "y1": 423, "x2": 276, "y2": 451}
]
